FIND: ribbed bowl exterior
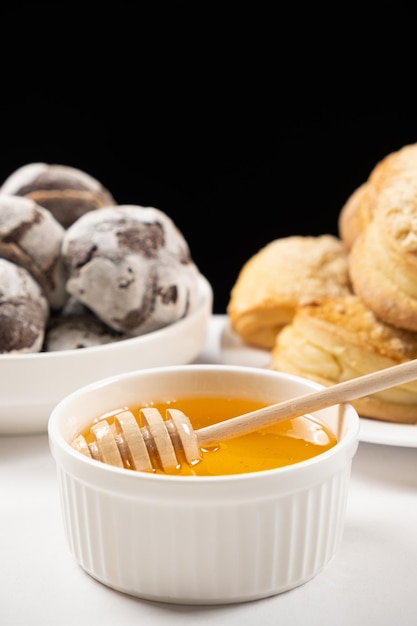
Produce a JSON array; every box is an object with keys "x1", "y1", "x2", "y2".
[
  {"x1": 49, "y1": 364, "x2": 359, "y2": 604},
  {"x1": 56, "y1": 460, "x2": 353, "y2": 604}
]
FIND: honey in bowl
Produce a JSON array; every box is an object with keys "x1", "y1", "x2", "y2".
[{"x1": 74, "y1": 395, "x2": 338, "y2": 476}]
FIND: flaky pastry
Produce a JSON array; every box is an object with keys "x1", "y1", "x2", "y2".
[
  {"x1": 271, "y1": 295, "x2": 417, "y2": 423},
  {"x1": 227, "y1": 235, "x2": 352, "y2": 349},
  {"x1": 348, "y1": 156, "x2": 417, "y2": 332},
  {"x1": 338, "y1": 183, "x2": 372, "y2": 251},
  {"x1": 339, "y1": 142, "x2": 417, "y2": 250}
]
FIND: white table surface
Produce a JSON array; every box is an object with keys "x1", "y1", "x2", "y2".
[{"x1": 1, "y1": 315, "x2": 417, "y2": 626}]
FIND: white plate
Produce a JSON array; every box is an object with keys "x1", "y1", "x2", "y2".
[
  {"x1": 357, "y1": 418, "x2": 417, "y2": 447},
  {"x1": 219, "y1": 320, "x2": 417, "y2": 448}
]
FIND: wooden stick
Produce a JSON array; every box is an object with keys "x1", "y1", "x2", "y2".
[{"x1": 196, "y1": 359, "x2": 417, "y2": 447}]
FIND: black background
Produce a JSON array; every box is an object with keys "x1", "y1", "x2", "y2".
[{"x1": 2, "y1": 4, "x2": 416, "y2": 313}]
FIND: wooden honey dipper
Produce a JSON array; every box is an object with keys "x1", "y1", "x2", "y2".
[{"x1": 72, "y1": 359, "x2": 417, "y2": 472}]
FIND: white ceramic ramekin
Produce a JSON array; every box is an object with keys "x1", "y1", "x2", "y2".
[{"x1": 48, "y1": 364, "x2": 360, "y2": 605}]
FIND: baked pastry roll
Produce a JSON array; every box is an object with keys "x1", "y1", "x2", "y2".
[
  {"x1": 271, "y1": 295, "x2": 417, "y2": 424},
  {"x1": 338, "y1": 183, "x2": 372, "y2": 251},
  {"x1": 338, "y1": 142, "x2": 417, "y2": 250},
  {"x1": 348, "y1": 152, "x2": 417, "y2": 332},
  {"x1": 227, "y1": 235, "x2": 352, "y2": 349}
]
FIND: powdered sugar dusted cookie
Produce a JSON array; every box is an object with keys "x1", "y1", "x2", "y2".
[
  {"x1": 0, "y1": 258, "x2": 49, "y2": 353},
  {"x1": 0, "y1": 194, "x2": 68, "y2": 310},
  {"x1": 61, "y1": 205, "x2": 201, "y2": 336},
  {"x1": 44, "y1": 312, "x2": 125, "y2": 351},
  {"x1": 0, "y1": 162, "x2": 115, "y2": 228}
]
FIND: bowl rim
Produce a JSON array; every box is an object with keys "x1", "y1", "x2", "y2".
[{"x1": 48, "y1": 364, "x2": 361, "y2": 485}]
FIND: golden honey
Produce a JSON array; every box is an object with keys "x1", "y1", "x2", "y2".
[{"x1": 80, "y1": 395, "x2": 337, "y2": 476}]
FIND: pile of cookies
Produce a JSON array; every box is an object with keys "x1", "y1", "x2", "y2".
[
  {"x1": 0, "y1": 163, "x2": 201, "y2": 354},
  {"x1": 228, "y1": 142, "x2": 417, "y2": 424}
]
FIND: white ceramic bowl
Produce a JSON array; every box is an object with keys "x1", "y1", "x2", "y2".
[
  {"x1": 0, "y1": 275, "x2": 212, "y2": 435},
  {"x1": 48, "y1": 364, "x2": 360, "y2": 605}
]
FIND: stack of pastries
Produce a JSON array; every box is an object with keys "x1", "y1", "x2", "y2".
[{"x1": 227, "y1": 142, "x2": 417, "y2": 424}]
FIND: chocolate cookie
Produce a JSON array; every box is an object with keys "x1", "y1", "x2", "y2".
[
  {"x1": 0, "y1": 258, "x2": 49, "y2": 353},
  {"x1": 44, "y1": 312, "x2": 125, "y2": 351},
  {"x1": 0, "y1": 162, "x2": 115, "y2": 228},
  {"x1": 0, "y1": 194, "x2": 68, "y2": 310},
  {"x1": 61, "y1": 205, "x2": 201, "y2": 336}
]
